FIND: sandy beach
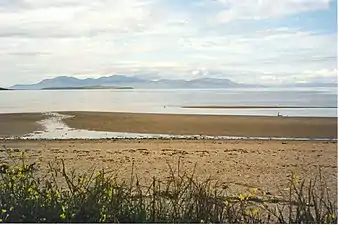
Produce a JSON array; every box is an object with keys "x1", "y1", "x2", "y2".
[
  {"x1": 0, "y1": 112, "x2": 336, "y2": 196},
  {"x1": 0, "y1": 139, "x2": 336, "y2": 196}
]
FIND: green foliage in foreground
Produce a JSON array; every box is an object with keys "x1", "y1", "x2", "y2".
[{"x1": 0, "y1": 151, "x2": 337, "y2": 223}]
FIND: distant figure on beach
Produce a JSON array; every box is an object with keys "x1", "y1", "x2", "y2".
[{"x1": 277, "y1": 112, "x2": 282, "y2": 117}]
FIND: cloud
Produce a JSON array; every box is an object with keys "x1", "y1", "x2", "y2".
[
  {"x1": 0, "y1": 0, "x2": 335, "y2": 86},
  {"x1": 260, "y1": 69, "x2": 337, "y2": 84},
  {"x1": 0, "y1": 0, "x2": 157, "y2": 38},
  {"x1": 215, "y1": 0, "x2": 332, "y2": 23}
]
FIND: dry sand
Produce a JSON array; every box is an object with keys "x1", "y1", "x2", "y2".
[
  {"x1": 0, "y1": 139, "x2": 336, "y2": 196},
  {"x1": 62, "y1": 112, "x2": 337, "y2": 139}
]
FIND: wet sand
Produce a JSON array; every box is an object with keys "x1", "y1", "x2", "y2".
[
  {"x1": 62, "y1": 112, "x2": 337, "y2": 139},
  {"x1": 183, "y1": 105, "x2": 337, "y2": 109},
  {"x1": 0, "y1": 113, "x2": 46, "y2": 138},
  {"x1": 0, "y1": 112, "x2": 337, "y2": 139},
  {"x1": 0, "y1": 139, "x2": 336, "y2": 196}
]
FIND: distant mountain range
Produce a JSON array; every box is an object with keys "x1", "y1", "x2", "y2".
[
  {"x1": 280, "y1": 82, "x2": 337, "y2": 88},
  {"x1": 10, "y1": 75, "x2": 262, "y2": 90},
  {"x1": 42, "y1": 85, "x2": 133, "y2": 90},
  {"x1": 8, "y1": 75, "x2": 336, "y2": 90}
]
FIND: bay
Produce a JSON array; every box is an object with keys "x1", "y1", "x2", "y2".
[{"x1": 0, "y1": 87, "x2": 336, "y2": 117}]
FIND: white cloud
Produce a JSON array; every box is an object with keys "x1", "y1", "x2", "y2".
[
  {"x1": 0, "y1": 0, "x2": 157, "y2": 38},
  {"x1": 215, "y1": 0, "x2": 332, "y2": 23},
  {"x1": 260, "y1": 69, "x2": 337, "y2": 84},
  {"x1": 0, "y1": 0, "x2": 335, "y2": 86}
]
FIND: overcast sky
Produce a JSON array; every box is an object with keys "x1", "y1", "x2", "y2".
[{"x1": 0, "y1": 0, "x2": 337, "y2": 87}]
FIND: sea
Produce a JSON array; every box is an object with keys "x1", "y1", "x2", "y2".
[{"x1": 0, "y1": 87, "x2": 337, "y2": 117}]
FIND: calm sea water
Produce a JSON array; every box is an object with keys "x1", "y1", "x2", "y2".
[{"x1": 0, "y1": 87, "x2": 337, "y2": 117}]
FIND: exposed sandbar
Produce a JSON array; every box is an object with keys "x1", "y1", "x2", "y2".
[
  {"x1": 0, "y1": 113, "x2": 46, "y2": 138},
  {"x1": 62, "y1": 111, "x2": 337, "y2": 139},
  {"x1": 182, "y1": 105, "x2": 337, "y2": 109}
]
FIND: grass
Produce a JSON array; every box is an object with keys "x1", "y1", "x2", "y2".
[{"x1": 0, "y1": 149, "x2": 337, "y2": 223}]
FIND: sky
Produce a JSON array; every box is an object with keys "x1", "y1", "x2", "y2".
[{"x1": 0, "y1": 0, "x2": 337, "y2": 87}]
